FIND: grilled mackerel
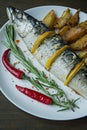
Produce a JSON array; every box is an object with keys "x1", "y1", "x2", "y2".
[{"x1": 6, "y1": 6, "x2": 87, "y2": 98}]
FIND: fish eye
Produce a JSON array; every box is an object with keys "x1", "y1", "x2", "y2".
[{"x1": 16, "y1": 11, "x2": 23, "y2": 19}]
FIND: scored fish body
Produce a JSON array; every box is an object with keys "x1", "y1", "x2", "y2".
[{"x1": 6, "y1": 6, "x2": 87, "y2": 98}]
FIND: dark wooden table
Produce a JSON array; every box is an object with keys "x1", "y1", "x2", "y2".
[{"x1": 0, "y1": 0, "x2": 87, "y2": 130}]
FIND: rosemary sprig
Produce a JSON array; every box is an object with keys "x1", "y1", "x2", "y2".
[{"x1": 3, "y1": 25, "x2": 79, "y2": 111}]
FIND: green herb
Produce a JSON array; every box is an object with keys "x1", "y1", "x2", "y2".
[{"x1": 3, "y1": 25, "x2": 79, "y2": 111}]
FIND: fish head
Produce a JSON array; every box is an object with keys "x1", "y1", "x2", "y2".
[
  {"x1": 6, "y1": 6, "x2": 49, "y2": 37},
  {"x1": 6, "y1": 6, "x2": 31, "y2": 37},
  {"x1": 6, "y1": 6, "x2": 27, "y2": 25}
]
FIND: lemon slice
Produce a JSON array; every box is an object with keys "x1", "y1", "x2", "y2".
[
  {"x1": 31, "y1": 31, "x2": 55, "y2": 53},
  {"x1": 64, "y1": 60, "x2": 84, "y2": 85},
  {"x1": 45, "y1": 45, "x2": 69, "y2": 70}
]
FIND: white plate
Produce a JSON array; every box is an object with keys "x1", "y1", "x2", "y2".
[{"x1": 0, "y1": 5, "x2": 87, "y2": 120}]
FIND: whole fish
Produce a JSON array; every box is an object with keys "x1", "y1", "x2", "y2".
[{"x1": 6, "y1": 6, "x2": 87, "y2": 98}]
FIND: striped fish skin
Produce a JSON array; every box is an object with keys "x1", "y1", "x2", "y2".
[{"x1": 6, "y1": 6, "x2": 87, "y2": 98}]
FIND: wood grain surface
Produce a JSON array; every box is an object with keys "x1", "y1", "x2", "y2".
[{"x1": 0, "y1": 0, "x2": 87, "y2": 130}]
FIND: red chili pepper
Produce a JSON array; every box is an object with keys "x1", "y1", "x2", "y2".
[
  {"x1": 16, "y1": 85, "x2": 52, "y2": 105},
  {"x1": 2, "y1": 49, "x2": 24, "y2": 79}
]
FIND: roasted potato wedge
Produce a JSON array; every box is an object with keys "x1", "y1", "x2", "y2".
[
  {"x1": 79, "y1": 48, "x2": 87, "y2": 58},
  {"x1": 54, "y1": 8, "x2": 72, "y2": 29},
  {"x1": 59, "y1": 25, "x2": 71, "y2": 36},
  {"x1": 67, "y1": 9, "x2": 80, "y2": 27},
  {"x1": 79, "y1": 20, "x2": 87, "y2": 27},
  {"x1": 79, "y1": 20, "x2": 87, "y2": 32},
  {"x1": 62, "y1": 26, "x2": 86, "y2": 43},
  {"x1": 70, "y1": 34, "x2": 87, "y2": 50},
  {"x1": 59, "y1": 9, "x2": 80, "y2": 36},
  {"x1": 42, "y1": 10, "x2": 57, "y2": 29}
]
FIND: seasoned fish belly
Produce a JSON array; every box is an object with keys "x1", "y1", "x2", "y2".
[{"x1": 6, "y1": 6, "x2": 87, "y2": 98}]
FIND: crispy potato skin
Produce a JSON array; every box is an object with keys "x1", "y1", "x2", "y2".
[
  {"x1": 62, "y1": 26, "x2": 86, "y2": 43},
  {"x1": 67, "y1": 9, "x2": 80, "y2": 27},
  {"x1": 54, "y1": 8, "x2": 72, "y2": 29},
  {"x1": 42, "y1": 10, "x2": 57, "y2": 29},
  {"x1": 61, "y1": 19, "x2": 87, "y2": 43},
  {"x1": 58, "y1": 9, "x2": 80, "y2": 37},
  {"x1": 79, "y1": 20, "x2": 87, "y2": 32},
  {"x1": 59, "y1": 25, "x2": 71, "y2": 36},
  {"x1": 70, "y1": 34, "x2": 87, "y2": 50},
  {"x1": 79, "y1": 48, "x2": 87, "y2": 58}
]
